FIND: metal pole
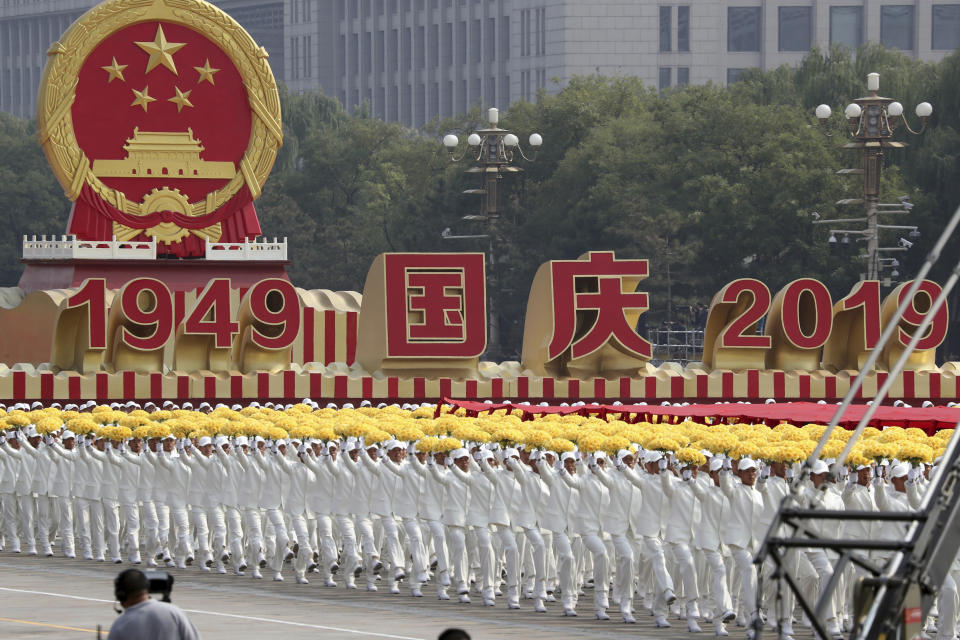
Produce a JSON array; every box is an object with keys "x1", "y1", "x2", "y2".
[
  {"x1": 484, "y1": 151, "x2": 501, "y2": 363},
  {"x1": 864, "y1": 146, "x2": 882, "y2": 280}
]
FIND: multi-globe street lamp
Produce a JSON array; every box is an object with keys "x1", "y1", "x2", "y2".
[
  {"x1": 442, "y1": 107, "x2": 542, "y2": 362},
  {"x1": 814, "y1": 72, "x2": 931, "y2": 281}
]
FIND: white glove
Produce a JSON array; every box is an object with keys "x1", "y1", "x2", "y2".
[
  {"x1": 908, "y1": 467, "x2": 920, "y2": 482},
  {"x1": 785, "y1": 467, "x2": 794, "y2": 480},
  {"x1": 682, "y1": 469, "x2": 692, "y2": 481},
  {"x1": 658, "y1": 458, "x2": 668, "y2": 471},
  {"x1": 761, "y1": 467, "x2": 771, "y2": 479},
  {"x1": 44, "y1": 435, "x2": 53, "y2": 445},
  {"x1": 297, "y1": 443, "x2": 306, "y2": 455},
  {"x1": 722, "y1": 458, "x2": 732, "y2": 471}
]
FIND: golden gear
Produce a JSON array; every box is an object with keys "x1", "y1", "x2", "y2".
[
  {"x1": 36, "y1": 0, "x2": 282, "y2": 241},
  {"x1": 112, "y1": 187, "x2": 222, "y2": 244}
]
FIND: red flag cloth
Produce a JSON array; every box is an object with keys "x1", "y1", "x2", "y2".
[{"x1": 440, "y1": 399, "x2": 960, "y2": 435}]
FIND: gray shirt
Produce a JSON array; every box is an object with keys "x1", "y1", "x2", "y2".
[{"x1": 108, "y1": 598, "x2": 200, "y2": 640}]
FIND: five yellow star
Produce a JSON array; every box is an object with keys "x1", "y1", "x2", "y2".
[
  {"x1": 101, "y1": 57, "x2": 127, "y2": 83},
  {"x1": 135, "y1": 25, "x2": 186, "y2": 75},
  {"x1": 194, "y1": 59, "x2": 220, "y2": 85},
  {"x1": 168, "y1": 86, "x2": 194, "y2": 113},
  {"x1": 130, "y1": 86, "x2": 156, "y2": 112}
]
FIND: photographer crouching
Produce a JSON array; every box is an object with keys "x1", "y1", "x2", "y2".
[{"x1": 108, "y1": 569, "x2": 200, "y2": 640}]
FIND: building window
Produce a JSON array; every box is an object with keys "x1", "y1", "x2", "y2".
[
  {"x1": 659, "y1": 66, "x2": 671, "y2": 90},
  {"x1": 677, "y1": 6, "x2": 690, "y2": 52},
  {"x1": 881, "y1": 5, "x2": 914, "y2": 50},
  {"x1": 727, "y1": 68, "x2": 745, "y2": 85},
  {"x1": 376, "y1": 31, "x2": 384, "y2": 73},
  {"x1": 472, "y1": 19, "x2": 481, "y2": 62},
  {"x1": 501, "y1": 16, "x2": 510, "y2": 60},
  {"x1": 830, "y1": 6, "x2": 863, "y2": 50},
  {"x1": 417, "y1": 26, "x2": 425, "y2": 68},
  {"x1": 305, "y1": 35, "x2": 312, "y2": 78},
  {"x1": 660, "y1": 6, "x2": 671, "y2": 52},
  {"x1": 430, "y1": 24, "x2": 439, "y2": 66},
  {"x1": 677, "y1": 66, "x2": 689, "y2": 86},
  {"x1": 444, "y1": 22, "x2": 452, "y2": 62},
  {"x1": 390, "y1": 29, "x2": 399, "y2": 70},
  {"x1": 779, "y1": 7, "x2": 811, "y2": 52},
  {"x1": 536, "y1": 8, "x2": 546, "y2": 56},
  {"x1": 932, "y1": 5, "x2": 960, "y2": 50},
  {"x1": 487, "y1": 18, "x2": 496, "y2": 60},
  {"x1": 364, "y1": 32, "x2": 372, "y2": 74},
  {"x1": 402, "y1": 28, "x2": 411, "y2": 70},
  {"x1": 728, "y1": 7, "x2": 762, "y2": 52},
  {"x1": 520, "y1": 9, "x2": 530, "y2": 56},
  {"x1": 458, "y1": 21, "x2": 467, "y2": 64},
  {"x1": 350, "y1": 33, "x2": 359, "y2": 73},
  {"x1": 304, "y1": 0, "x2": 312, "y2": 22}
]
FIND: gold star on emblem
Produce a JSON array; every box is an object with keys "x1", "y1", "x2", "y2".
[
  {"x1": 194, "y1": 59, "x2": 220, "y2": 85},
  {"x1": 168, "y1": 86, "x2": 194, "y2": 113},
  {"x1": 135, "y1": 25, "x2": 186, "y2": 75},
  {"x1": 130, "y1": 86, "x2": 156, "y2": 112},
  {"x1": 101, "y1": 57, "x2": 127, "y2": 83}
]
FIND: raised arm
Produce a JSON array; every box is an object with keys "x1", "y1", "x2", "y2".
[
  {"x1": 381, "y1": 457, "x2": 404, "y2": 478},
  {"x1": 659, "y1": 469, "x2": 676, "y2": 498},
  {"x1": 359, "y1": 449, "x2": 381, "y2": 475},
  {"x1": 621, "y1": 465, "x2": 645, "y2": 491}
]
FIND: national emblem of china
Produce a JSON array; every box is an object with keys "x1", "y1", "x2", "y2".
[{"x1": 36, "y1": 0, "x2": 282, "y2": 257}]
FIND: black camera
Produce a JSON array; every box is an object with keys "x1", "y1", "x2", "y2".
[{"x1": 144, "y1": 570, "x2": 174, "y2": 603}]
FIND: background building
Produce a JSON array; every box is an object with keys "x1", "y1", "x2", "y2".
[{"x1": 2, "y1": 0, "x2": 959, "y2": 125}]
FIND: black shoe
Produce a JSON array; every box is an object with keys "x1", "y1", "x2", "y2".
[
  {"x1": 353, "y1": 566, "x2": 363, "y2": 578},
  {"x1": 259, "y1": 558, "x2": 267, "y2": 569},
  {"x1": 373, "y1": 561, "x2": 384, "y2": 573},
  {"x1": 330, "y1": 562, "x2": 339, "y2": 575}
]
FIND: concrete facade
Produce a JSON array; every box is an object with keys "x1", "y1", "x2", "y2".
[{"x1": 1, "y1": 0, "x2": 959, "y2": 124}]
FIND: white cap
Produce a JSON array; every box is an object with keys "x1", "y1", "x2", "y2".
[
  {"x1": 182, "y1": 402, "x2": 193, "y2": 410},
  {"x1": 197, "y1": 436, "x2": 213, "y2": 447},
  {"x1": 709, "y1": 457, "x2": 724, "y2": 472},
  {"x1": 616, "y1": 449, "x2": 633, "y2": 462},
  {"x1": 811, "y1": 460, "x2": 829, "y2": 475},
  {"x1": 214, "y1": 436, "x2": 229, "y2": 447},
  {"x1": 235, "y1": 436, "x2": 249, "y2": 447},
  {"x1": 162, "y1": 433, "x2": 176, "y2": 441},
  {"x1": 61, "y1": 430, "x2": 76, "y2": 440},
  {"x1": 560, "y1": 451, "x2": 578, "y2": 462},
  {"x1": 504, "y1": 447, "x2": 520, "y2": 458},
  {"x1": 738, "y1": 458, "x2": 757, "y2": 471},
  {"x1": 891, "y1": 463, "x2": 910, "y2": 479},
  {"x1": 23, "y1": 426, "x2": 38, "y2": 437},
  {"x1": 386, "y1": 440, "x2": 405, "y2": 451},
  {"x1": 643, "y1": 451, "x2": 663, "y2": 464},
  {"x1": 327, "y1": 441, "x2": 339, "y2": 451},
  {"x1": 451, "y1": 448, "x2": 470, "y2": 460}
]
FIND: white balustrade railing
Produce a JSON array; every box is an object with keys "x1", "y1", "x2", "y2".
[
  {"x1": 22, "y1": 235, "x2": 157, "y2": 260},
  {"x1": 205, "y1": 237, "x2": 288, "y2": 261}
]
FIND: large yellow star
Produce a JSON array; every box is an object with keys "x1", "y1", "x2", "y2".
[
  {"x1": 168, "y1": 86, "x2": 194, "y2": 113},
  {"x1": 130, "y1": 86, "x2": 156, "y2": 112},
  {"x1": 194, "y1": 59, "x2": 220, "y2": 85},
  {"x1": 135, "y1": 25, "x2": 186, "y2": 75},
  {"x1": 101, "y1": 57, "x2": 127, "y2": 83}
]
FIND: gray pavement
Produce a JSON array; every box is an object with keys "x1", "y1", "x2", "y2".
[{"x1": 0, "y1": 551, "x2": 779, "y2": 640}]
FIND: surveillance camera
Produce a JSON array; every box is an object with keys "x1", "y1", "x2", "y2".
[
  {"x1": 811, "y1": 211, "x2": 821, "y2": 221},
  {"x1": 441, "y1": 227, "x2": 451, "y2": 238},
  {"x1": 899, "y1": 238, "x2": 914, "y2": 249}
]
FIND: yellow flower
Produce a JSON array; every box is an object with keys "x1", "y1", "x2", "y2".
[{"x1": 675, "y1": 447, "x2": 706, "y2": 466}]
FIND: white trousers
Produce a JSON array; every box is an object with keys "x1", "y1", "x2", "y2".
[
  {"x1": 425, "y1": 518, "x2": 449, "y2": 579},
  {"x1": 401, "y1": 516, "x2": 428, "y2": 582},
  {"x1": 263, "y1": 508, "x2": 289, "y2": 572},
  {"x1": 36, "y1": 495, "x2": 55, "y2": 552},
  {"x1": 472, "y1": 525, "x2": 496, "y2": 599},
  {"x1": 700, "y1": 547, "x2": 733, "y2": 615},
  {"x1": 519, "y1": 526, "x2": 548, "y2": 599},
  {"x1": 1, "y1": 492, "x2": 18, "y2": 550},
  {"x1": 667, "y1": 540, "x2": 700, "y2": 609},
  {"x1": 141, "y1": 501, "x2": 159, "y2": 558},
  {"x1": 119, "y1": 502, "x2": 140, "y2": 560},
  {"x1": 333, "y1": 513, "x2": 361, "y2": 577},
  {"x1": 223, "y1": 506, "x2": 244, "y2": 564},
  {"x1": 242, "y1": 507, "x2": 264, "y2": 567},
  {"x1": 102, "y1": 498, "x2": 121, "y2": 561},
  {"x1": 77, "y1": 497, "x2": 104, "y2": 558},
  {"x1": 937, "y1": 572, "x2": 959, "y2": 640},
  {"x1": 169, "y1": 506, "x2": 191, "y2": 564},
  {"x1": 288, "y1": 512, "x2": 312, "y2": 577},
  {"x1": 189, "y1": 506, "x2": 211, "y2": 559},
  {"x1": 581, "y1": 533, "x2": 610, "y2": 611},
  {"x1": 610, "y1": 533, "x2": 635, "y2": 614},
  {"x1": 55, "y1": 496, "x2": 75, "y2": 556},
  {"x1": 207, "y1": 505, "x2": 227, "y2": 562},
  {"x1": 730, "y1": 544, "x2": 758, "y2": 617},
  {"x1": 17, "y1": 494, "x2": 36, "y2": 552},
  {"x1": 446, "y1": 525, "x2": 469, "y2": 592}
]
